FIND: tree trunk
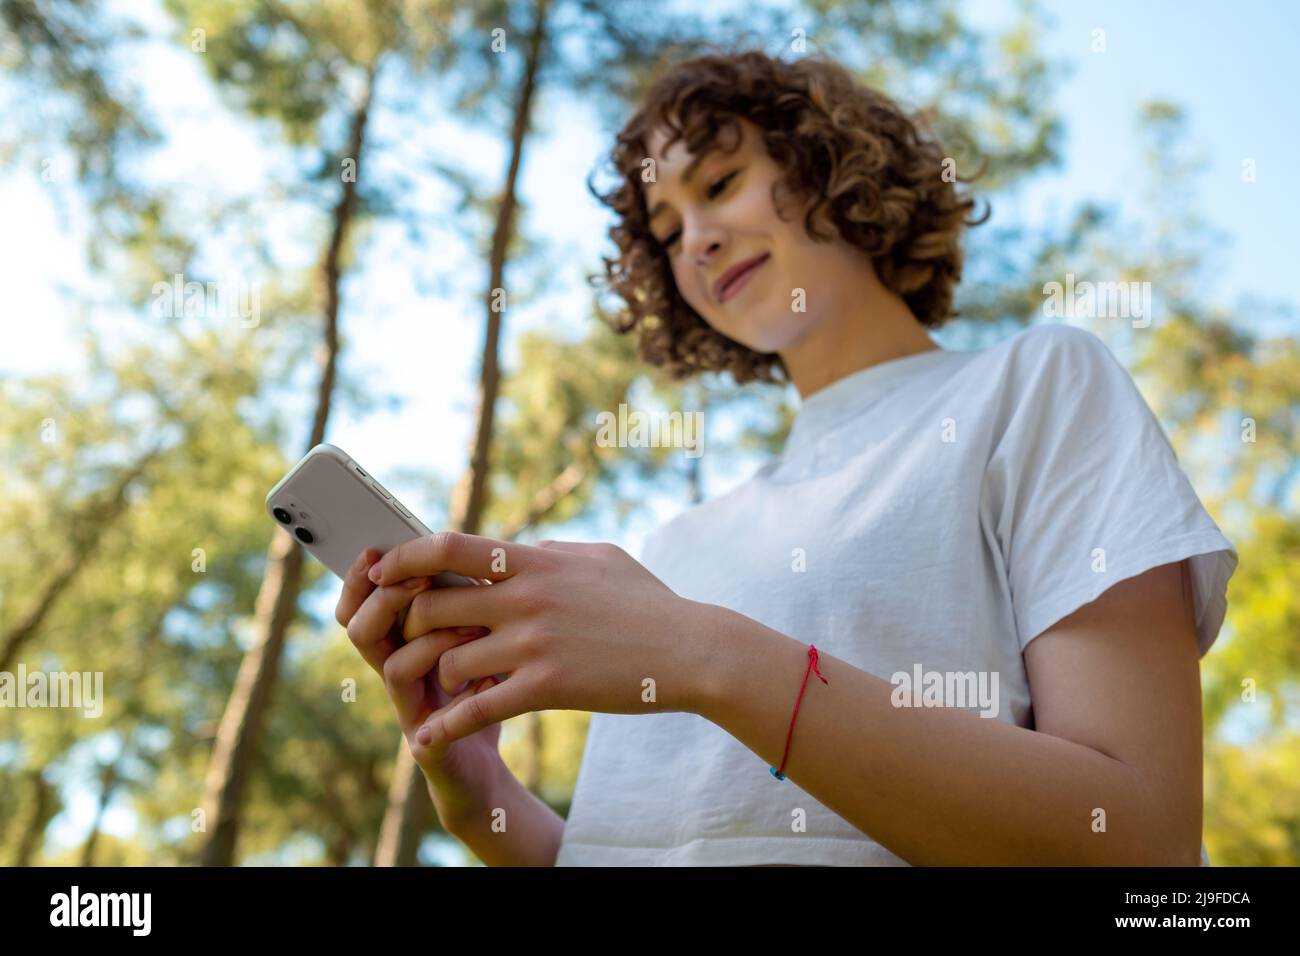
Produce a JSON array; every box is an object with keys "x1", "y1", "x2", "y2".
[
  {"x1": 326, "y1": 830, "x2": 352, "y2": 867},
  {"x1": 373, "y1": 0, "x2": 552, "y2": 867},
  {"x1": 197, "y1": 67, "x2": 376, "y2": 867},
  {"x1": 79, "y1": 760, "x2": 120, "y2": 867},
  {"x1": 507, "y1": 463, "x2": 586, "y2": 795},
  {"x1": 12, "y1": 770, "x2": 54, "y2": 867},
  {"x1": 0, "y1": 448, "x2": 160, "y2": 672}
]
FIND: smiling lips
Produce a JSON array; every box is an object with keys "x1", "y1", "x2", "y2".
[{"x1": 715, "y1": 253, "x2": 770, "y2": 303}]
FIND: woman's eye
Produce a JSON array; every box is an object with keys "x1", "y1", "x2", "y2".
[
  {"x1": 706, "y1": 170, "x2": 738, "y2": 199},
  {"x1": 659, "y1": 171, "x2": 738, "y2": 251}
]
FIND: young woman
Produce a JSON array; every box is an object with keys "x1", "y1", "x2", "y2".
[{"x1": 333, "y1": 50, "x2": 1237, "y2": 866}]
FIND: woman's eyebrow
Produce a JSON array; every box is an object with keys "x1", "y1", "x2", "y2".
[{"x1": 647, "y1": 149, "x2": 715, "y2": 222}]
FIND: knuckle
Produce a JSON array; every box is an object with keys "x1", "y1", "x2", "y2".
[
  {"x1": 345, "y1": 616, "x2": 366, "y2": 647},
  {"x1": 431, "y1": 530, "x2": 462, "y2": 563},
  {"x1": 415, "y1": 631, "x2": 443, "y2": 660},
  {"x1": 530, "y1": 663, "x2": 562, "y2": 707},
  {"x1": 530, "y1": 548, "x2": 560, "y2": 573},
  {"x1": 511, "y1": 581, "x2": 552, "y2": 616},
  {"x1": 423, "y1": 714, "x2": 447, "y2": 751},
  {"x1": 438, "y1": 645, "x2": 460, "y2": 684},
  {"x1": 381, "y1": 582, "x2": 410, "y2": 609},
  {"x1": 463, "y1": 692, "x2": 490, "y2": 726},
  {"x1": 516, "y1": 622, "x2": 547, "y2": 657},
  {"x1": 381, "y1": 651, "x2": 403, "y2": 688}
]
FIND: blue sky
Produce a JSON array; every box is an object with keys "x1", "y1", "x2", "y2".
[
  {"x1": 4, "y1": 0, "x2": 1297, "y2": 510},
  {"x1": 2, "y1": 0, "x2": 1295, "y2": 862},
  {"x1": 992, "y1": 0, "x2": 1299, "y2": 316}
]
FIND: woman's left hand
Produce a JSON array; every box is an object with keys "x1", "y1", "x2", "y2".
[{"x1": 365, "y1": 531, "x2": 714, "y2": 747}]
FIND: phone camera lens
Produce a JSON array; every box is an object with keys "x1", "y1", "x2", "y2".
[
  {"x1": 295, "y1": 527, "x2": 314, "y2": 544},
  {"x1": 273, "y1": 507, "x2": 292, "y2": 524}
]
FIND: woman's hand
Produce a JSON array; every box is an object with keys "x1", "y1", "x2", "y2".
[
  {"x1": 334, "y1": 547, "x2": 507, "y2": 827},
  {"x1": 366, "y1": 532, "x2": 713, "y2": 749}
]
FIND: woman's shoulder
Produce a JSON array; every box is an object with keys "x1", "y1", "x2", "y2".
[
  {"x1": 968, "y1": 322, "x2": 1139, "y2": 415},
  {"x1": 981, "y1": 321, "x2": 1120, "y2": 374}
]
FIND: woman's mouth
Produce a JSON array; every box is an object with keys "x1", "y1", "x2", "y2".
[{"x1": 717, "y1": 254, "x2": 770, "y2": 304}]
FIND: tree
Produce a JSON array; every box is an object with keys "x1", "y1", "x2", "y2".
[{"x1": 162, "y1": 0, "x2": 414, "y2": 866}]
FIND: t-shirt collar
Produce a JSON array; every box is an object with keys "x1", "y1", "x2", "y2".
[{"x1": 781, "y1": 345, "x2": 951, "y2": 462}]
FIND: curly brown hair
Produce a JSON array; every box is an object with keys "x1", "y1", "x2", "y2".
[{"x1": 586, "y1": 47, "x2": 990, "y2": 385}]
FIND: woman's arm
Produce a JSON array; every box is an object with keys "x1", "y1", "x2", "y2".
[
  {"x1": 688, "y1": 559, "x2": 1204, "y2": 866},
  {"x1": 438, "y1": 759, "x2": 566, "y2": 866}
]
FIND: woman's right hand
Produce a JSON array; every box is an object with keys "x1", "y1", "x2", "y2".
[{"x1": 334, "y1": 548, "x2": 507, "y2": 828}]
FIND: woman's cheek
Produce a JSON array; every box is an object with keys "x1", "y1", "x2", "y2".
[{"x1": 673, "y1": 264, "x2": 705, "y2": 317}]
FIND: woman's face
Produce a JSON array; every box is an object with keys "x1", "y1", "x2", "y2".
[{"x1": 643, "y1": 116, "x2": 871, "y2": 356}]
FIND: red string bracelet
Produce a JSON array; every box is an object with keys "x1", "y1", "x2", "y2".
[{"x1": 770, "y1": 644, "x2": 828, "y2": 780}]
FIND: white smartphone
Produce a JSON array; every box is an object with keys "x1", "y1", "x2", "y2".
[{"x1": 265, "y1": 442, "x2": 480, "y2": 591}]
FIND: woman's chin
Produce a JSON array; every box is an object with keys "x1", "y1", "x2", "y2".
[
  {"x1": 724, "y1": 320, "x2": 806, "y2": 356},
  {"x1": 701, "y1": 306, "x2": 808, "y2": 355}
]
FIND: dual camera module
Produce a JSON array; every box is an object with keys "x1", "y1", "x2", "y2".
[{"x1": 272, "y1": 506, "x2": 314, "y2": 544}]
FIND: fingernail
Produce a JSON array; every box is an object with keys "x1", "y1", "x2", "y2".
[
  {"x1": 368, "y1": 565, "x2": 382, "y2": 583},
  {"x1": 352, "y1": 551, "x2": 369, "y2": 573},
  {"x1": 416, "y1": 725, "x2": 432, "y2": 746}
]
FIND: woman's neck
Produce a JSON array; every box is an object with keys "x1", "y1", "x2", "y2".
[{"x1": 782, "y1": 294, "x2": 940, "y2": 402}]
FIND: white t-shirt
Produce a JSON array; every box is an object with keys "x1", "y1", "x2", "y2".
[{"x1": 555, "y1": 323, "x2": 1237, "y2": 866}]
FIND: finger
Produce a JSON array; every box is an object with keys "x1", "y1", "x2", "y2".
[
  {"x1": 369, "y1": 531, "x2": 540, "y2": 587},
  {"x1": 335, "y1": 548, "x2": 381, "y2": 627},
  {"x1": 401, "y1": 577, "x2": 518, "y2": 640},
  {"x1": 407, "y1": 677, "x2": 499, "y2": 772},
  {"x1": 534, "y1": 539, "x2": 593, "y2": 553},
  {"x1": 414, "y1": 674, "x2": 532, "y2": 751},
  {"x1": 427, "y1": 627, "x2": 522, "y2": 696},
  {"x1": 382, "y1": 626, "x2": 490, "y2": 727},
  {"x1": 346, "y1": 576, "x2": 434, "y2": 675}
]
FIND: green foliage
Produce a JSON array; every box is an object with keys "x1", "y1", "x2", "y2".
[
  {"x1": 1203, "y1": 512, "x2": 1300, "y2": 735},
  {"x1": 1205, "y1": 734, "x2": 1300, "y2": 866},
  {"x1": 1, "y1": 0, "x2": 1293, "y2": 867}
]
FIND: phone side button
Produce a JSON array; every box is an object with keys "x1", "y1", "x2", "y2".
[
  {"x1": 370, "y1": 480, "x2": 391, "y2": 500},
  {"x1": 393, "y1": 503, "x2": 413, "y2": 518}
]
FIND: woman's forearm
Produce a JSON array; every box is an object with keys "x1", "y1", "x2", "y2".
[
  {"x1": 684, "y1": 601, "x2": 1191, "y2": 866},
  {"x1": 438, "y1": 760, "x2": 566, "y2": 866}
]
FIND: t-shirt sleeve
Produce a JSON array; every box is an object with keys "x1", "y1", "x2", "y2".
[{"x1": 980, "y1": 325, "x2": 1238, "y2": 657}]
